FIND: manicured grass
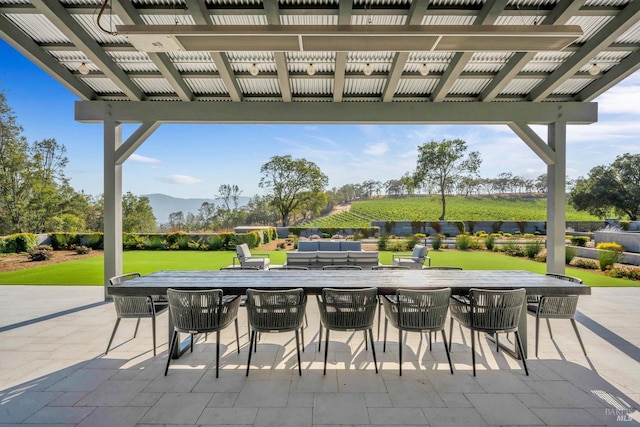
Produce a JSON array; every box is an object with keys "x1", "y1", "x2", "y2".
[{"x1": 0, "y1": 249, "x2": 635, "y2": 287}]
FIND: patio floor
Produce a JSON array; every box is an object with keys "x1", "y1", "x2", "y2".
[{"x1": 0, "y1": 285, "x2": 638, "y2": 427}]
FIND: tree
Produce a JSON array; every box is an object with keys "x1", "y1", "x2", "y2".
[
  {"x1": 259, "y1": 155, "x2": 328, "y2": 226},
  {"x1": 569, "y1": 153, "x2": 640, "y2": 220},
  {"x1": 122, "y1": 192, "x2": 156, "y2": 232},
  {"x1": 414, "y1": 139, "x2": 481, "y2": 220}
]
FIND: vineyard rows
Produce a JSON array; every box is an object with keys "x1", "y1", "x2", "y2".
[{"x1": 302, "y1": 196, "x2": 599, "y2": 228}]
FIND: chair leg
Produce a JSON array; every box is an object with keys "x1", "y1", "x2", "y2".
[
  {"x1": 496, "y1": 333, "x2": 499, "y2": 353},
  {"x1": 535, "y1": 316, "x2": 541, "y2": 358},
  {"x1": 383, "y1": 318, "x2": 388, "y2": 352},
  {"x1": 514, "y1": 331, "x2": 529, "y2": 376},
  {"x1": 234, "y1": 318, "x2": 240, "y2": 354},
  {"x1": 448, "y1": 318, "x2": 454, "y2": 352},
  {"x1": 570, "y1": 319, "x2": 587, "y2": 356},
  {"x1": 318, "y1": 321, "x2": 322, "y2": 352},
  {"x1": 377, "y1": 300, "x2": 381, "y2": 340},
  {"x1": 429, "y1": 331, "x2": 432, "y2": 352},
  {"x1": 105, "y1": 318, "x2": 121, "y2": 355},
  {"x1": 304, "y1": 313, "x2": 309, "y2": 328},
  {"x1": 295, "y1": 330, "x2": 302, "y2": 376},
  {"x1": 190, "y1": 333, "x2": 194, "y2": 353},
  {"x1": 164, "y1": 330, "x2": 178, "y2": 376},
  {"x1": 151, "y1": 316, "x2": 157, "y2": 356},
  {"x1": 323, "y1": 328, "x2": 330, "y2": 375},
  {"x1": 471, "y1": 327, "x2": 476, "y2": 377},
  {"x1": 546, "y1": 318, "x2": 553, "y2": 339},
  {"x1": 246, "y1": 330, "x2": 255, "y2": 377},
  {"x1": 364, "y1": 330, "x2": 368, "y2": 351},
  {"x1": 301, "y1": 326, "x2": 305, "y2": 352},
  {"x1": 398, "y1": 327, "x2": 402, "y2": 376},
  {"x1": 441, "y1": 330, "x2": 454, "y2": 375},
  {"x1": 133, "y1": 318, "x2": 141, "y2": 338},
  {"x1": 369, "y1": 328, "x2": 378, "y2": 374},
  {"x1": 216, "y1": 330, "x2": 221, "y2": 378}
]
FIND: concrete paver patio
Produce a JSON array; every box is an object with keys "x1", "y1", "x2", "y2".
[{"x1": 0, "y1": 285, "x2": 638, "y2": 426}]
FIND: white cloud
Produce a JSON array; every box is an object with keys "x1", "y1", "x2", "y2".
[
  {"x1": 158, "y1": 174, "x2": 203, "y2": 185},
  {"x1": 129, "y1": 153, "x2": 161, "y2": 164},
  {"x1": 363, "y1": 142, "x2": 389, "y2": 156}
]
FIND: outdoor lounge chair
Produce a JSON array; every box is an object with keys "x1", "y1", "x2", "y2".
[
  {"x1": 234, "y1": 243, "x2": 270, "y2": 269},
  {"x1": 392, "y1": 244, "x2": 431, "y2": 268}
]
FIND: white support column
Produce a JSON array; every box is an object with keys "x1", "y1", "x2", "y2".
[
  {"x1": 103, "y1": 120, "x2": 123, "y2": 300},
  {"x1": 547, "y1": 121, "x2": 567, "y2": 274}
]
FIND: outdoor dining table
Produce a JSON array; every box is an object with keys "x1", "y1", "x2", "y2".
[{"x1": 107, "y1": 269, "x2": 590, "y2": 360}]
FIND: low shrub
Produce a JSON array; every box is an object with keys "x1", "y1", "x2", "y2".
[
  {"x1": 469, "y1": 238, "x2": 484, "y2": 250},
  {"x1": 377, "y1": 233, "x2": 389, "y2": 251},
  {"x1": 523, "y1": 233, "x2": 534, "y2": 238},
  {"x1": 534, "y1": 252, "x2": 546, "y2": 263},
  {"x1": 85, "y1": 232, "x2": 104, "y2": 249},
  {"x1": 571, "y1": 257, "x2": 599, "y2": 270},
  {"x1": 29, "y1": 247, "x2": 52, "y2": 261},
  {"x1": 431, "y1": 234, "x2": 443, "y2": 250},
  {"x1": 484, "y1": 234, "x2": 496, "y2": 251},
  {"x1": 388, "y1": 241, "x2": 409, "y2": 252},
  {"x1": 565, "y1": 246, "x2": 577, "y2": 264},
  {"x1": 525, "y1": 241, "x2": 542, "y2": 259},
  {"x1": 205, "y1": 235, "x2": 224, "y2": 251},
  {"x1": 145, "y1": 235, "x2": 166, "y2": 250},
  {"x1": 50, "y1": 232, "x2": 78, "y2": 250},
  {"x1": 123, "y1": 233, "x2": 146, "y2": 250},
  {"x1": 609, "y1": 265, "x2": 640, "y2": 281},
  {"x1": 76, "y1": 245, "x2": 92, "y2": 255},
  {"x1": 570, "y1": 236, "x2": 590, "y2": 247},
  {"x1": 2, "y1": 233, "x2": 38, "y2": 253},
  {"x1": 503, "y1": 241, "x2": 525, "y2": 257},
  {"x1": 455, "y1": 234, "x2": 471, "y2": 250},
  {"x1": 598, "y1": 250, "x2": 621, "y2": 271},
  {"x1": 596, "y1": 242, "x2": 624, "y2": 252}
]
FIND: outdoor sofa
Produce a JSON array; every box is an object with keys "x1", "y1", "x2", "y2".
[{"x1": 286, "y1": 240, "x2": 380, "y2": 269}]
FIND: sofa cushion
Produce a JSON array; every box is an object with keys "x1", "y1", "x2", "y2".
[
  {"x1": 297, "y1": 241, "x2": 319, "y2": 251},
  {"x1": 317, "y1": 251, "x2": 348, "y2": 263},
  {"x1": 317, "y1": 241, "x2": 341, "y2": 251},
  {"x1": 340, "y1": 241, "x2": 362, "y2": 251}
]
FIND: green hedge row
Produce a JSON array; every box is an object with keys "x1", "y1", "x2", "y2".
[{"x1": 0, "y1": 233, "x2": 37, "y2": 253}]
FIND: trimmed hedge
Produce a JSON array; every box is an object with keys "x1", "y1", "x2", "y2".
[{"x1": 1, "y1": 233, "x2": 37, "y2": 253}]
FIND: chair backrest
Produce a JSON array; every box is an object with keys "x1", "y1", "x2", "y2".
[
  {"x1": 246, "y1": 288, "x2": 307, "y2": 331},
  {"x1": 167, "y1": 288, "x2": 226, "y2": 332},
  {"x1": 319, "y1": 287, "x2": 378, "y2": 329},
  {"x1": 236, "y1": 243, "x2": 251, "y2": 259},
  {"x1": 322, "y1": 265, "x2": 362, "y2": 270},
  {"x1": 371, "y1": 265, "x2": 409, "y2": 270},
  {"x1": 545, "y1": 273, "x2": 583, "y2": 284},
  {"x1": 537, "y1": 295, "x2": 579, "y2": 318},
  {"x1": 396, "y1": 288, "x2": 451, "y2": 330},
  {"x1": 469, "y1": 288, "x2": 525, "y2": 332},
  {"x1": 411, "y1": 245, "x2": 428, "y2": 262},
  {"x1": 108, "y1": 273, "x2": 153, "y2": 316},
  {"x1": 220, "y1": 266, "x2": 260, "y2": 270},
  {"x1": 424, "y1": 266, "x2": 462, "y2": 270},
  {"x1": 270, "y1": 266, "x2": 309, "y2": 270}
]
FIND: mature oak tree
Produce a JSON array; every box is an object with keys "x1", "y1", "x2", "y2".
[
  {"x1": 570, "y1": 153, "x2": 640, "y2": 221},
  {"x1": 414, "y1": 139, "x2": 481, "y2": 220},
  {"x1": 259, "y1": 155, "x2": 328, "y2": 226}
]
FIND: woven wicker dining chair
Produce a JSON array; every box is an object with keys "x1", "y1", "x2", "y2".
[
  {"x1": 371, "y1": 265, "x2": 410, "y2": 339},
  {"x1": 317, "y1": 287, "x2": 379, "y2": 375},
  {"x1": 245, "y1": 288, "x2": 307, "y2": 376},
  {"x1": 220, "y1": 266, "x2": 261, "y2": 339},
  {"x1": 382, "y1": 288, "x2": 454, "y2": 375},
  {"x1": 322, "y1": 265, "x2": 362, "y2": 270},
  {"x1": 527, "y1": 273, "x2": 587, "y2": 357},
  {"x1": 164, "y1": 289, "x2": 241, "y2": 377},
  {"x1": 449, "y1": 288, "x2": 528, "y2": 376},
  {"x1": 106, "y1": 273, "x2": 168, "y2": 356}
]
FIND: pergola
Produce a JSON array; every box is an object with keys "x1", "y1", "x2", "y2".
[{"x1": 2, "y1": 0, "x2": 639, "y2": 297}]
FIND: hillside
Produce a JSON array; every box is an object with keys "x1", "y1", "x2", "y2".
[{"x1": 143, "y1": 193, "x2": 249, "y2": 224}]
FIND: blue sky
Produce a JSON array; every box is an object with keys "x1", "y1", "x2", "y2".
[{"x1": 1, "y1": 39, "x2": 639, "y2": 200}]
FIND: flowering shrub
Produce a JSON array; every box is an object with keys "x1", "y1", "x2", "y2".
[
  {"x1": 596, "y1": 242, "x2": 624, "y2": 252},
  {"x1": 570, "y1": 257, "x2": 599, "y2": 270},
  {"x1": 609, "y1": 265, "x2": 640, "y2": 281},
  {"x1": 456, "y1": 234, "x2": 472, "y2": 250}
]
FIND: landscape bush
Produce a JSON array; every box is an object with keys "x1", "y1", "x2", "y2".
[
  {"x1": 29, "y1": 247, "x2": 52, "y2": 261},
  {"x1": 565, "y1": 246, "x2": 577, "y2": 264},
  {"x1": 2, "y1": 233, "x2": 37, "y2": 253},
  {"x1": 377, "y1": 233, "x2": 389, "y2": 251},
  {"x1": 596, "y1": 242, "x2": 624, "y2": 252},
  {"x1": 123, "y1": 233, "x2": 146, "y2": 250},
  {"x1": 84, "y1": 232, "x2": 104, "y2": 249},
  {"x1": 608, "y1": 265, "x2": 640, "y2": 281},
  {"x1": 76, "y1": 245, "x2": 91, "y2": 254},
  {"x1": 388, "y1": 241, "x2": 409, "y2": 252},
  {"x1": 431, "y1": 234, "x2": 443, "y2": 250},
  {"x1": 571, "y1": 257, "x2": 599, "y2": 270},
  {"x1": 50, "y1": 232, "x2": 79, "y2": 250},
  {"x1": 570, "y1": 236, "x2": 590, "y2": 247},
  {"x1": 455, "y1": 234, "x2": 471, "y2": 250},
  {"x1": 598, "y1": 250, "x2": 621, "y2": 271},
  {"x1": 503, "y1": 241, "x2": 525, "y2": 257},
  {"x1": 525, "y1": 241, "x2": 542, "y2": 258},
  {"x1": 484, "y1": 234, "x2": 496, "y2": 251}
]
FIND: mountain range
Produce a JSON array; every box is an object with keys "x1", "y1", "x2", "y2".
[{"x1": 143, "y1": 193, "x2": 250, "y2": 224}]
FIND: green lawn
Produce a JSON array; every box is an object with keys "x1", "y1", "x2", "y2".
[{"x1": 0, "y1": 249, "x2": 635, "y2": 287}]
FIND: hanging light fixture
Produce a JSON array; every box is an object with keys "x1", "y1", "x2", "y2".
[
  {"x1": 363, "y1": 63, "x2": 374, "y2": 76},
  {"x1": 588, "y1": 63, "x2": 601, "y2": 76},
  {"x1": 419, "y1": 63, "x2": 430, "y2": 76},
  {"x1": 249, "y1": 63, "x2": 259, "y2": 76},
  {"x1": 78, "y1": 62, "x2": 90, "y2": 75},
  {"x1": 307, "y1": 63, "x2": 316, "y2": 76}
]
